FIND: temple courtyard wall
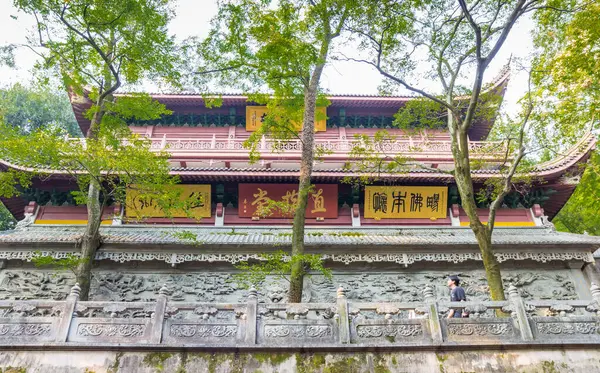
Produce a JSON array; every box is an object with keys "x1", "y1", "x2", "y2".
[
  {"x1": 0, "y1": 260, "x2": 594, "y2": 303},
  {"x1": 1, "y1": 349, "x2": 600, "y2": 372}
]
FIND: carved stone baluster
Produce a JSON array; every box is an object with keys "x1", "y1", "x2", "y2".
[
  {"x1": 586, "y1": 284, "x2": 600, "y2": 316},
  {"x1": 56, "y1": 283, "x2": 80, "y2": 342},
  {"x1": 149, "y1": 284, "x2": 168, "y2": 344},
  {"x1": 549, "y1": 304, "x2": 575, "y2": 317},
  {"x1": 508, "y1": 284, "x2": 534, "y2": 341},
  {"x1": 336, "y1": 286, "x2": 351, "y2": 344},
  {"x1": 424, "y1": 285, "x2": 443, "y2": 344},
  {"x1": 465, "y1": 304, "x2": 487, "y2": 319},
  {"x1": 245, "y1": 287, "x2": 258, "y2": 345}
]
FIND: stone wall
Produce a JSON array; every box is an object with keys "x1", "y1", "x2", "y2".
[
  {"x1": 0, "y1": 349, "x2": 599, "y2": 372},
  {"x1": 0, "y1": 260, "x2": 591, "y2": 303}
]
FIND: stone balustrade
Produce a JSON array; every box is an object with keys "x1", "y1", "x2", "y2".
[
  {"x1": 1, "y1": 283, "x2": 600, "y2": 349},
  {"x1": 144, "y1": 136, "x2": 507, "y2": 160}
]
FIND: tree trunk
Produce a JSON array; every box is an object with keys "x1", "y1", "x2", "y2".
[
  {"x1": 288, "y1": 57, "x2": 328, "y2": 302},
  {"x1": 474, "y1": 227, "x2": 504, "y2": 300},
  {"x1": 76, "y1": 178, "x2": 102, "y2": 300},
  {"x1": 76, "y1": 94, "x2": 108, "y2": 300},
  {"x1": 451, "y1": 125, "x2": 505, "y2": 301}
]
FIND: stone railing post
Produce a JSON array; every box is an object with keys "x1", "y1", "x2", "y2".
[
  {"x1": 587, "y1": 284, "x2": 600, "y2": 316},
  {"x1": 508, "y1": 285, "x2": 534, "y2": 341},
  {"x1": 336, "y1": 286, "x2": 351, "y2": 344},
  {"x1": 149, "y1": 284, "x2": 168, "y2": 344},
  {"x1": 245, "y1": 287, "x2": 258, "y2": 344},
  {"x1": 424, "y1": 285, "x2": 443, "y2": 344},
  {"x1": 56, "y1": 283, "x2": 80, "y2": 342},
  {"x1": 591, "y1": 283, "x2": 600, "y2": 305}
]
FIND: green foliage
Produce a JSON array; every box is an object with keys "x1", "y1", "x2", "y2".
[
  {"x1": 394, "y1": 99, "x2": 446, "y2": 130},
  {"x1": 554, "y1": 152, "x2": 600, "y2": 235},
  {"x1": 0, "y1": 120, "x2": 185, "y2": 214},
  {"x1": 193, "y1": 0, "x2": 360, "y2": 143},
  {"x1": 196, "y1": 1, "x2": 363, "y2": 302},
  {"x1": 342, "y1": 130, "x2": 411, "y2": 186},
  {"x1": 0, "y1": 168, "x2": 34, "y2": 199},
  {"x1": 530, "y1": 2, "x2": 599, "y2": 234},
  {"x1": 0, "y1": 45, "x2": 16, "y2": 67},
  {"x1": 13, "y1": 0, "x2": 180, "y2": 98},
  {"x1": 234, "y1": 250, "x2": 332, "y2": 290},
  {"x1": 531, "y1": 1, "x2": 600, "y2": 151},
  {"x1": 0, "y1": 83, "x2": 80, "y2": 136},
  {"x1": 0, "y1": 203, "x2": 16, "y2": 231},
  {"x1": 31, "y1": 251, "x2": 86, "y2": 275},
  {"x1": 170, "y1": 230, "x2": 202, "y2": 243},
  {"x1": 1, "y1": 0, "x2": 185, "y2": 227}
]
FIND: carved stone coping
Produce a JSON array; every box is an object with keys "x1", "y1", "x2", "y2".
[
  {"x1": 261, "y1": 303, "x2": 335, "y2": 311},
  {"x1": 0, "y1": 301, "x2": 66, "y2": 309},
  {"x1": 77, "y1": 301, "x2": 154, "y2": 308},
  {"x1": 353, "y1": 319, "x2": 427, "y2": 344},
  {"x1": 165, "y1": 302, "x2": 246, "y2": 320},
  {"x1": 532, "y1": 316, "x2": 600, "y2": 339},
  {"x1": 69, "y1": 318, "x2": 151, "y2": 343},
  {"x1": 350, "y1": 302, "x2": 425, "y2": 311},
  {"x1": 445, "y1": 318, "x2": 518, "y2": 340},
  {"x1": 163, "y1": 320, "x2": 241, "y2": 343},
  {"x1": 527, "y1": 300, "x2": 590, "y2": 308},
  {"x1": 258, "y1": 319, "x2": 336, "y2": 344},
  {"x1": 75, "y1": 301, "x2": 156, "y2": 318},
  {"x1": 0, "y1": 249, "x2": 595, "y2": 266},
  {"x1": 0, "y1": 317, "x2": 58, "y2": 341},
  {"x1": 439, "y1": 301, "x2": 508, "y2": 309},
  {"x1": 167, "y1": 302, "x2": 246, "y2": 309}
]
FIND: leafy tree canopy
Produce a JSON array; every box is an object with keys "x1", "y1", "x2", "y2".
[
  {"x1": 531, "y1": 1, "x2": 600, "y2": 152},
  {"x1": 531, "y1": 2, "x2": 599, "y2": 235},
  {"x1": 0, "y1": 83, "x2": 81, "y2": 136},
  {"x1": 554, "y1": 153, "x2": 600, "y2": 235}
]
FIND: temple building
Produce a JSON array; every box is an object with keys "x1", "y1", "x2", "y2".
[
  {"x1": 1, "y1": 66, "x2": 599, "y2": 304},
  {"x1": 2, "y1": 68, "x2": 600, "y2": 371}
]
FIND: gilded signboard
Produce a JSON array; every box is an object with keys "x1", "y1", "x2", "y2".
[
  {"x1": 239, "y1": 184, "x2": 338, "y2": 218},
  {"x1": 245, "y1": 106, "x2": 327, "y2": 132},
  {"x1": 364, "y1": 186, "x2": 447, "y2": 219},
  {"x1": 126, "y1": 185, "x2": 211, "y2": 218}
]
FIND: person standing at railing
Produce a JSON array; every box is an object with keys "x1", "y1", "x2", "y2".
[{"x1": 447, "y1": 275, "x2": 468, "y2": 318}]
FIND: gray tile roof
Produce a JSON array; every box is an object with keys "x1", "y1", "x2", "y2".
[{"x1": 1, "y1": 225, "x2": 599, "y2": 248}]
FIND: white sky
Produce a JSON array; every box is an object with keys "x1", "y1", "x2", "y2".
[{"x1": 0, "y1": 0, "x2": 535, "y2": 116}]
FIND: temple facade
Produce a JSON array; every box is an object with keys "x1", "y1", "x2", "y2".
[
  {"x1": 1, "y1": 69, "x2": 600, "y2": 371},
  {"x1": 1, "y1": 66, "x2": 599, "y2": 303}
]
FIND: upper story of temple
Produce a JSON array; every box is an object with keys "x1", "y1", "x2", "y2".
[{"x1": 0, "y1": 66, "x2": 596, "y2": 228}]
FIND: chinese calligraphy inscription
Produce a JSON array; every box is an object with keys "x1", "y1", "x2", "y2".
[
  {"x1": 126, "y1": 185, "x2": 211, "y2": 219},
  {"x1": 239, "y1": 184, "x2": 338, "y2": 218},
  {"x1": 365, "y1": 186, "x2": 447, "y2": 219}
]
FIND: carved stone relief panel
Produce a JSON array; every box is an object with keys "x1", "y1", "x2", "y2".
[
  {"x1": 305, "y1": 269, "x2": 579, "y2": 303},
  {"x1": 0, "y1": 271, "x2": 74, "y2": 300},
  {"x1": 0, "y1": 268, "x2": 581, "y2": 303}
]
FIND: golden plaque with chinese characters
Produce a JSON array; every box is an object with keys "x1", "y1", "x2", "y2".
[
  {"x1": 245, "y1": 106, "x2": 327, "y2": 132},
  {"x1": 364, "y1": 186, "x2": 447, "y2": 219},
  {"x1": 238, "y1": 184, "x2": 338, "y2": 218},
  {"x1": 126, "y1": 185, "x2": 211, "y2": 218}
]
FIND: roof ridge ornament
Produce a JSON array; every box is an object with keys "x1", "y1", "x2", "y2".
[
  {"x1": 540, "y1": 215, "x2": 556, "y2": 232},
  {"x1": 15, "y1": 202, "x2": 38, "y2": 230}
]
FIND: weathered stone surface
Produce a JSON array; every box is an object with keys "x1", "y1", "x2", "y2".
[
  {"x1": 0, "y1": 268, "x2": 582, "y2": 303},
  {"x1": 1, "y1": 350, "x2": 600, "y2": 372}
]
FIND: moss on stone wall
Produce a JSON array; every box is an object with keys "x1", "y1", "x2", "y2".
[
  {"x1": 296, "y1": 353, "x2": 327, "y2": 373},
  {"x1": 142, "y1": 352, "x2": 173, "y2": 372},
  {"x1": 107, "y1": 352, "x2": 123, "y2": 373},
  {"x1": 0, "y1": 350, "x2": 591, "y2": 372},
  {"x1": 0, "y1": 368, "x2": 27, "y2": 373},
  {"x1": 253, "y1": 352, "x2": 292, "y2": 366}
]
